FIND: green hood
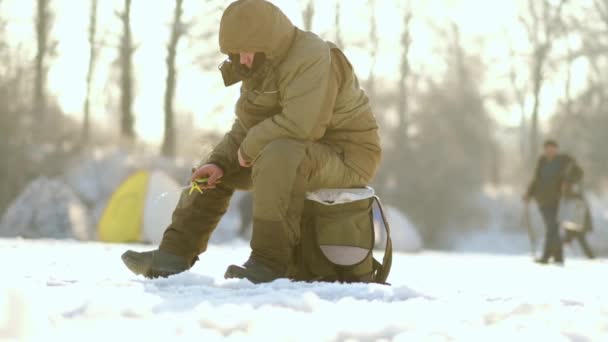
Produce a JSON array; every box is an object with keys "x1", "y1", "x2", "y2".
[{"x1": 219, "y1": 0, "x2": 296, "y2": 63}]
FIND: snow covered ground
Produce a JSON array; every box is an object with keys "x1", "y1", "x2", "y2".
[{"x1": 1, "y1": 238, "x2": 606, "y2": 341}]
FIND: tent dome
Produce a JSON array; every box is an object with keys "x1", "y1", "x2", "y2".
[
  {"x1": 0, "y1": 177, "x2": 90, "y2": 239},
  {"x1": 97, "y1": 170, "x2": 182, "y2": 244}
]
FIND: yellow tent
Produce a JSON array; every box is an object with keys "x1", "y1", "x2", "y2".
[{"x1": 98, "y1": 170, "x2": 181, "y2": 243}]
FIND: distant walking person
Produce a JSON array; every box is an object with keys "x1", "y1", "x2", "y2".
[{"x1": 524, "y1": 140, "x2": 583, "y2": 265}]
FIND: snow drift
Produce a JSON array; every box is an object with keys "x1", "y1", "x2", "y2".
[{"x1": 374, "y1": 205, "x2": 423, "y2": 252}]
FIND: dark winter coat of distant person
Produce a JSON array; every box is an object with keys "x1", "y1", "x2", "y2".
[{"x1": 525, "y1": 140, "x2": 594, "y2": 264}]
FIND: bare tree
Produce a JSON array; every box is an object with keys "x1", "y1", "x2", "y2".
[
  {"x1": 117, "y1": 0, "x2": 135, "y2": 139},
  {"x1": 520, "y1": 0, "x2": 567, "y2": 163},
  {"x1": 0, "y1": 1, "x2": 6, "y2": 66},
  {"x1": 507, "y1": 38, "x2": 529, "y2": 158},
  {"x1": 589, "y1": 0, "x2": 608, "y2": 106},
  {"x1": 1, "y1": 9, "x2": 36, "y2": 214},
  {"x1": 592, "y1": 0, "x2": 608, "y2": 111},
  {"x1": 450, "y1": 24, "x2": 470, "y2": 87},
  {"x1": 192, "y1": 1, "x2": 224, "y2": 71},
  {"x1": 406, "y1": 27, "x2": 494, "y2": 243},
  {"x1": 162, "y1": 0, "x2": 185, "y2": 157},
  {"x1": 595, "y1": 0, "x2": 608, "y2": 27},
  {"x1": 376, "y1": 2, "x2": 414, "y2": 204},
  {"x1": 552, "y1": 42, "x2": 577, "y2": 137},
  {"x1": 302, "y1": 0, "x2": 314, "y2": 31},
  {"x1": 366, "y1": 0, "x2": 378, "y2": 100},
  {"x1": 561, "y1": 38, "x2": 575, "y2": 122},
  {"x1": 397, "y1": 2, "x2": 413, "y2": 142},
  {"x1": 34, "y1": 0, "x2": 54, "y2": 118},
  {"x1": 548, "y1": 0, "x2": 608, "y2": 187},
  {"x1": 334, "y1": 1, "x2": 343, "y2": 47},
  {"x1": 82, "y1": 0, "x2": 98, "y2": 143}
]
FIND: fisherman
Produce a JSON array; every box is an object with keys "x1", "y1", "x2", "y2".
[{"x1": 122, "y1": 0, "x2": 381, "y2": 283}]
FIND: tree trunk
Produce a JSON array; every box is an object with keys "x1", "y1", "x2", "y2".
[
  {"x1": 82, "y1": 0, "x2": 98, "y2": 144},
  {"x1": 521, "y1": 0, "x2": 566, "y2": 164},
  {"x1": 397, "y1": 3, "x2": 412, "y2": 143},
  {"x1": 334, "y1": 1, "x2": 343, "y2": 47},
  {"x1": 366, "y1": 0, "x2": 378, "y2": 100},
  {"x1": 34, "y1": 0, "x2": 51, "y2": 118},
  {"x1": 595, "y1": 0, "x2": 608, "y2": 28},
  {"x1": 529, "y1": 45, "x2": 547, "y2": 164},
  {"x1": 302, "y1": 0, "x2": 314, "y2": 31},
  {"x1": 161, "y1": 0, "x2": 184, "y2": 158},
  {"x1": 119, "y1": 0, "x2": 135, "y2": 139}
]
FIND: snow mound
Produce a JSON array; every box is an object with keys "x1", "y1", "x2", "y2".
[
  {"x1": 0, "y1": 177, "x2": 90, "y2": 239},
  {"x1": 375, "y1": 205, "x2": 423, "y2": 252}
]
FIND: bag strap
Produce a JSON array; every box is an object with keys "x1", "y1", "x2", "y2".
[{"x1": 372, "y1": 196, "x2": 392, "y2": 284}]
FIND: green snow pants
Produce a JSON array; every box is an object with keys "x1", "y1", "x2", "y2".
[{"x1": 159, "y1": 139, "x2": 369, "y2": 273}]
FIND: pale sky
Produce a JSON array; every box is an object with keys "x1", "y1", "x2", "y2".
[{"x1": 1, "y1": 0, "x2": 589, "y2": 144}]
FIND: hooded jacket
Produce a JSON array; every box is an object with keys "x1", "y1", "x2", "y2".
[{"x1": 207, "y1": 0, "x2": 382, "y2": 181}]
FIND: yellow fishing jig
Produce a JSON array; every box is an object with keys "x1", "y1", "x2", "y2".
[{"x1": 188, "y1": 178, "x2": 209, "y2": 195}]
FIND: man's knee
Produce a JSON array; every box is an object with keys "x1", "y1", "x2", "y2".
[{"x1": 254, "y1": 139, "x2": 306, "y2": 169}]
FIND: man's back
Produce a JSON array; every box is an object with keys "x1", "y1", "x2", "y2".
[{"x1": 220, "y1": 0, "x2": 381, "y2": 180}]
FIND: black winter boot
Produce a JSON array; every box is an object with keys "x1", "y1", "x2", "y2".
[
  {"x1": 224, "y1": 256, "x2": 283, "y2": 284},
  {"x1": 122, "y1": 249, "x2": 193, "y2": 278}
]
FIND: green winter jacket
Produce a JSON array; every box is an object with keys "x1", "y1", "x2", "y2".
[{"x1": 207, "y1": 0, "x2": 381, "y2": 181}]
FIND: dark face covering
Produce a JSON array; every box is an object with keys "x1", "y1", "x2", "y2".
[
  {"x1": 230, "y1": 52, "x2": 266, "y2": 76},
  {"x1": 219, "y1": 53, "x2": 267, "y2": 87}
]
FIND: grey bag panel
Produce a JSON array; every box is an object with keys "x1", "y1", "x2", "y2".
[
  {"x1": 314, "y1": 197, "x2": 375, "y2": 266},
  {"x1": 319, "y1": 245, "x2": 370, "y2": 266}
]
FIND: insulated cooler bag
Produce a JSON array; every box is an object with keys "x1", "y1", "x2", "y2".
[{"x1": 293, "y1": 187, "x2": 392, "y2": 284}]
